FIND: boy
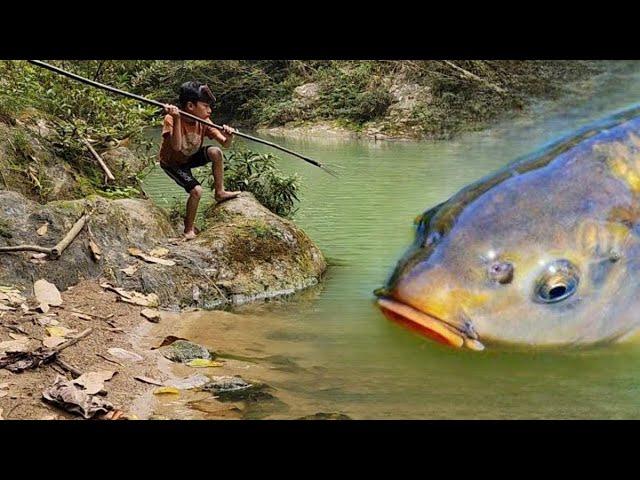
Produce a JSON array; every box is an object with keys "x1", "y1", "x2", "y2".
[{"x1": 160, "y1": 81, "x2": 240, "y2": 240}]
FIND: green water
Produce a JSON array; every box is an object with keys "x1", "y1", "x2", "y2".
[{"x1": 143, "y1": 61, "x2": 640, "y2": 418}]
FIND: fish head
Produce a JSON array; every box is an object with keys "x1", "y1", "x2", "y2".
[{"x1": 378, "y1": 171, "x2": 640, "y2": 349}]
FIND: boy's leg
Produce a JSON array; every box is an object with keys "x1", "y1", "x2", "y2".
[
  {"x1": 184, "y1": 185, "x2": 203, "y2": 239},
  {"x1": 161, "y1": 164, "x2": 203, "y2": 239},
  {"x1": 206, "y1": 147, "x2": 240, "y2": 202}
]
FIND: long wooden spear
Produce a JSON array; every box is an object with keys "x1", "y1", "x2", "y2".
[{"x1": 28, "y1": 60, "x2": 337, "y2": 177}]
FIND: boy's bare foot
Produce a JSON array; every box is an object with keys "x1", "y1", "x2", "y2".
[
  {"x1": 183, "y1": 230, "x2": 197, "y2": 240},
  {"x1": 215, "y1": 190, "x2": 241, "y2": 203}
]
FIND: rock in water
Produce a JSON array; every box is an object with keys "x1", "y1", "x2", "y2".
[
  {"x1": 160, "y1": 340, "x2": 212, "y2": 363},
  {"x1": 201, "y1": 376, "x2": 274, "y2": 402}
]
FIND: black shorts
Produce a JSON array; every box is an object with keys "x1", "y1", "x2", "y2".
[{"x1": 161, "y1": 146, "x2": 212, "y2": 193}]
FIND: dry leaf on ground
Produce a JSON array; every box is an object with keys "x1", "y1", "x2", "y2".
[{"x1": 34, "y1": 279, "x2": 63, "y2": 307}]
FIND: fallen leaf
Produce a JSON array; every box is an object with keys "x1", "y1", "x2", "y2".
[
  {"x1": 128, "y1": 247, "x2": 175, "y2": 266},
  {"x1": 39, "y1": 414, "x2": 58, "y2": 420},
  {"x1": 0, "y1": 304, "x2": 16, "y2": 311},
  {"x1": 38, "y1": 303, "x2": 50, "y2": 313},
  {"x1": 37, "y1": 316, "x2": 58, "y2": 326},
  {"x1": 186, "y1": 359, "x2": 224, "y2": 368},
  {"x1": 31, "y1": 253, "x2": 48, "y2": 260},
  {"x1": 5, "y1": 290, "x2": 26, "y2": 306},
  {"x1": 8, "y1": 333, "x2": 27, "y2": 341},
  {"x1": 120, "y1": 264, "x2": 139, "y2": 276},
  {"x1": 71, "y1": 313, "x2": 92, "y2": 321},
  {"x1": 42, "y1": 337, "x2": 66, "y2": 348},
  {"x1": 140, "y1": 308, "x2": 160, "y2": 323},
  {"x1": 153, "y1": 386, "x2": 180, "y2": 395},
  {"x1": 20, "y1": 303, "x2": 29, "y2": 313},
  {"x1": 0, "y1": 338, "x2": 31, "y2": 353},
  {"x1": 134, "y1": 376, "x2": 164, "y2": 386},
  {"x1": 36, "y1": 223, "x2": 49, "y2": 236},
  {"x1": 46, "y1": 326, "x2": 75, "y2": 338},
  {"x1": 72, "y1": 370, "x2": 117, "y2": 395},
  {"x1": 149, "y1": 247, "x2": 169, "y2": 258},
  {"x1": 100, "y1": 284, "x2": 133, "y2": 299},
  {"x1": 88, "y1": 240, "x2": 102, "y2": 261},
  {"x1": 42, "y1": 375, "x2": 114, "y2": 419},
  {"x1": 119, "y1": 292, "x2": 159, "y2": 308},
  {"x1": 107, "y1": 347, "x2": 143, "y2": 363},
  {"x1": 34, "y1": 279, "x2": 63, "y2": 307},
  {"x1": 166, "y1": 373, "x2": 209, "y2": 390}
]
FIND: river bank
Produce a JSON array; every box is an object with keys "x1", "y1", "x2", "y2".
[{"x1": 133, "y1": 60, "x2": 609, "y2": 141}]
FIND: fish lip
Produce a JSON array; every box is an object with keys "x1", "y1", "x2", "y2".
[{"x1": 377, "y1": 297, "x2": 484, "y2": 351}]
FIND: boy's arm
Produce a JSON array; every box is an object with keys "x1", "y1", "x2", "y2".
[
  {"x1": 163, "y1": 105, "x2": 183, "y2": 151},
  {"x1": 206, "y1": 124, "x2": 235, "y2": 148}
]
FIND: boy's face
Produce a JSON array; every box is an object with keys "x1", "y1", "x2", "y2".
[{"x1": 186, "y1": 100, "x2": 212, "y2": 119}]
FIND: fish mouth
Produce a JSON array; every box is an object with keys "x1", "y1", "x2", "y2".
[{"x1": 377, "y1": 298, "x2": 485, "y2": 351}]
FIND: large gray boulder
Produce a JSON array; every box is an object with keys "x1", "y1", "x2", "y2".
[{"x1": 0, "y1": 191, "x2": 326, "y2": 308}]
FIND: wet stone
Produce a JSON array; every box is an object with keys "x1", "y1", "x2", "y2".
[
  {"x1": 160, "y1": 340, "x2": 212, "y2": 363},
  {"x1": 201, "y1": 376, "x2": 274, "y2": 402},
  {"x1": 297, "y1": 412, "x2": 352, "y2": 420}
]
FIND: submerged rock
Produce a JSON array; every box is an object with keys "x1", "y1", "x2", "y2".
[
  {"x1": 201, "y1": 376, "x2": 274, "y2": 402},
  {"x1": 160, "y1": 340, "x2": 212, "y2": 363},
  {"x1": 298, "y1": 412, "x2": 352, "y2": 420}
]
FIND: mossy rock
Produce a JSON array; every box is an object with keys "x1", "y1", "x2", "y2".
[
  {"x1": 201, "y1": 376, "x2": 274, "y2": 402},
  {"x1": 160, "y1": 340, "x2": 212, "y2": 363}
]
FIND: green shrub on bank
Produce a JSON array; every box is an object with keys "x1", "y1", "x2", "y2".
[{"x1": 205, "y1": 148, "x2": 300, "y2": 218}]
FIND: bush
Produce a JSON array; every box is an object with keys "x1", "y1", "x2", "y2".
[{"x1": 206, "y1": 147, "x2": 301, "y2": 218}]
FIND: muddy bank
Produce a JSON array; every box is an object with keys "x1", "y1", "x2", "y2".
[
  {"x1": 0, "y1": 190, "x2": 326, "y2": 308},
  {"x1": 0, "y1": 280, "x2": 307, "y2": 420},
  {"x1": 0, "y1": 281, "x2": 162, "y2": 419}
]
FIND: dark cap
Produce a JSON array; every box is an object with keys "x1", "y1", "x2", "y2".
[{"x1": 178, "y1": 81, "x2": 216, "y2": 107}]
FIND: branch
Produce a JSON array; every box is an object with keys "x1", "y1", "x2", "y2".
[
  {"x1": 0, "y1": 214, "x2": 88, "y2": 259},
  {"x1": 442, "y1": 60, "x2": 508, "y2": 95},
  {"x1": 80, "y1": 137, "x2": 115, "y2": 182},
  {"x1": 50, "y1": 214, "x2": 88, "y2": 258},
  {"x1": 53, "y1": 327, "x2": 93, "y2": 353}
]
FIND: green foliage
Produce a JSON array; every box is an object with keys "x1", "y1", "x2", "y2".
[
  {"x1": 167, "y1": 196, "x2": 187, "y2": 225},
  {"x1": 131, "y1": 60, "x2": 299, "y2": 124},
  {"x1": 206, "y1": 147, "x2": 301, "y2": 218},
  {"x1": 0, "y1": 61, "x2": 157, "y2": 143},
  {"x1": 314, "y1": 62, "x2": 393, "y2": 124},
  {"x1": 0, "y1": 61, "x2": 157, "y2": 196},
  {"x1": 99, "y1": 185, "x2": 141, "y2": 199},
  {"x1": 131, "y1": 60, "x2": 393, "y2": 128}
]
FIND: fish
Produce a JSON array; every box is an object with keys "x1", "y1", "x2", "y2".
[{"x1": 376, "y1": 105, "x2": 640, "y2": 351}]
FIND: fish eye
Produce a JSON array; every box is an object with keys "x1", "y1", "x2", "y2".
[{"x1": 534, "y1": 260, "x2": 579, "y2": 303}]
